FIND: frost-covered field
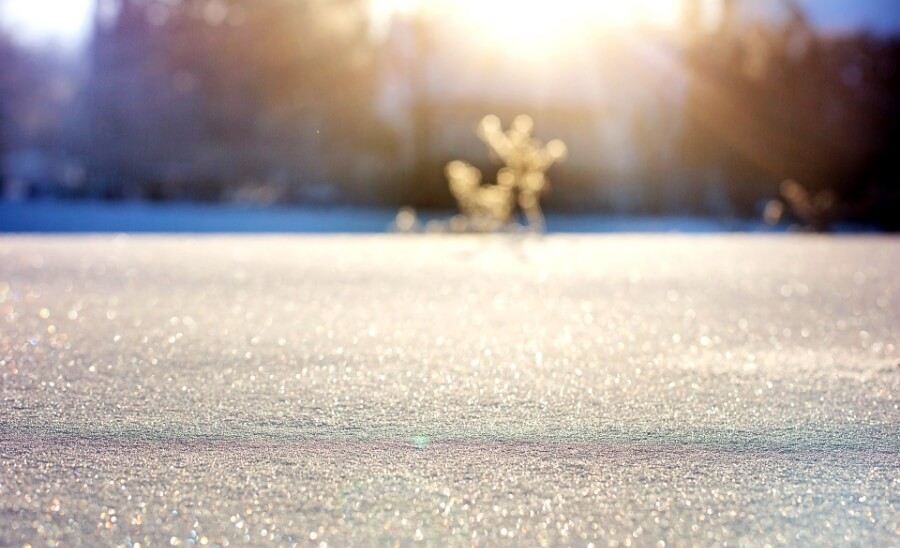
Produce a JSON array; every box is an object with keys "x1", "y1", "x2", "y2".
[{"x1": 1, "y1": 235, "x2": 897, "y2": 546}]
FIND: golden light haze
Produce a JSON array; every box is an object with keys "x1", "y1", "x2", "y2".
[{"x1": 371, "y1": 0, "x2": 683, "y2": 58}]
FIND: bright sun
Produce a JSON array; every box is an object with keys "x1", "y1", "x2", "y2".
[
  {"x1": 373, "y1": 0, "x2": 682, "y2": 59},
  {"x1": 452, "y1": 0, "x2": 681, "y2": 29},
  {"x1": 0, "y1": 0, "x2": 94, "y2": 46}
]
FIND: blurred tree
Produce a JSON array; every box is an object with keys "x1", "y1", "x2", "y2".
[
  {"x1": 81, "y1": 0, "x2": 378, "y2": 202},
  {"x1": 0, "y1": 30, "x2": 13, "y2": 188},
  {"x1": 0, "y1": 24, "x2": 82, "y2": 198},
  {"x1": 679, "y1": 0, "x2": 900, "y2": 226}
]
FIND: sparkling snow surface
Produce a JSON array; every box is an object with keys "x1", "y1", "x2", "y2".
[{"x1": 1, "y1": 235, "x2": 897, "y2": 546}]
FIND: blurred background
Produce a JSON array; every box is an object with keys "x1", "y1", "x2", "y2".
[{"x1": 0, "y1": 0, "x2": 898, "y2": 231}]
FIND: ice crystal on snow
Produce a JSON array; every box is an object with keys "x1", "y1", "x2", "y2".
[{"x1": 0, "y1": 236, "x2": 897, "y2": 546}]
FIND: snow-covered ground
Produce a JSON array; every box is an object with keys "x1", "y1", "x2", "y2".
[{"x1": 1, "y1": 235, "x2": 897, "y2": 545}]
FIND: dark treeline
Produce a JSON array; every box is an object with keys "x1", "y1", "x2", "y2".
[
  {"x1": 679, "y1": 0, "x2": 900, "y2": 229},
  {"x1": 2, "y1": 0, "x2": 390, "y2": 205},
  {"x1": 0, "y1": 0, "x2": 897, "y2": 228}
]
